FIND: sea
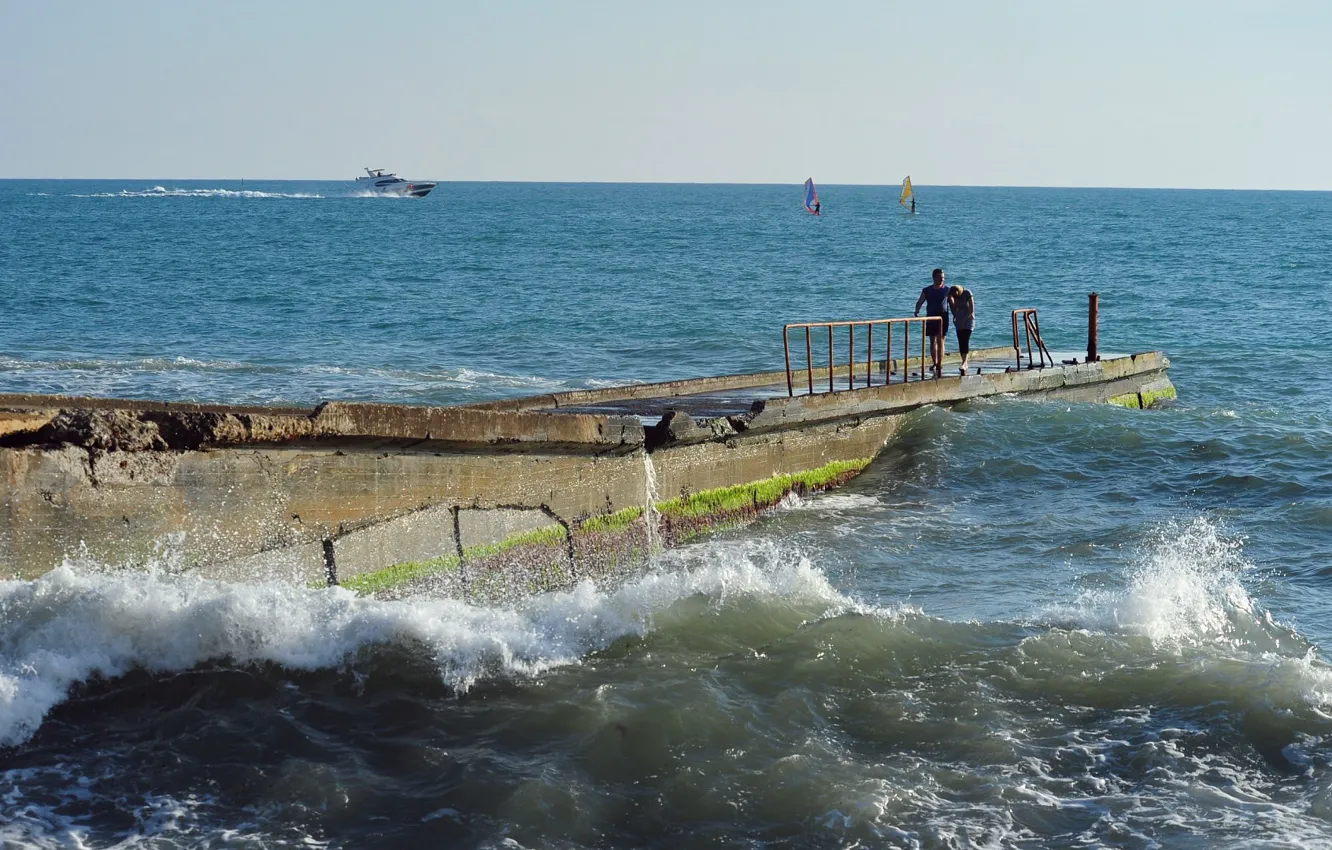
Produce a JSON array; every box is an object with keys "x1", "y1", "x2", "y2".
[{"x1": 1, "y1": 180, "x2": 1331, "y2": 848}]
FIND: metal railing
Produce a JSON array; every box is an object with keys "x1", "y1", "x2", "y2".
[
  {"x1": 783, "y1": 316, "x2": 945, "y2": 397},
  {"x1": 1011, "y1": 308, "x2": 1054, "y2": 370}
]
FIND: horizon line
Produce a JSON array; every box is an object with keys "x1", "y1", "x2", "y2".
[{"x1": 1, "y1": 177, "x2": 1329, "y2": 193}]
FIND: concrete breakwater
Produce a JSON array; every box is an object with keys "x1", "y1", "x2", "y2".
[{"x1": 0, "y1": 346, "x2": 1174, "y2": 596}]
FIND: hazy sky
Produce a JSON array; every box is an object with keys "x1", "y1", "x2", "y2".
[{"x1": 3, "y1": 1, "x2": 1329, "y2": 188}]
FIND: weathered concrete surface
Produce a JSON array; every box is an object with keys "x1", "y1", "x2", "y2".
[
  {"x1": 463, "y1": 345, "x2": 1019, "y2": 414},
  {"x1": 333, "y1": 503, "x2": 458, "y2": 582},
  {"x1": 0, "y1": 352, "x2": 1173, "y2": 584},
  {"x1": 0, "y1": 398, "x2": 642, "y2": 453}
]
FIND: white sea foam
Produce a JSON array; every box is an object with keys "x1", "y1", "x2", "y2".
[
  {"x1": 779, "y1": 493, "x2": 881, "y2": 513},
  {"x1": 1039, "y1": 517, "x2": 1255, "y2": 646},
  {"x1": 0, "y1": 540, "x2": 848, "y2": 748}
]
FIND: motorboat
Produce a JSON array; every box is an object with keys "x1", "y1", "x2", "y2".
[{"x1": 354, "y1": 167, "x2": 437, "y2": 198}]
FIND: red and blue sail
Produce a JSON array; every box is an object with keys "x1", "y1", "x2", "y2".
[{"x1": 803, "y1": 178, "x2": 820, "y2": 215}]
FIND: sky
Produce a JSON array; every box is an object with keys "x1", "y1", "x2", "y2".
[{"x1": 3, "y1": 0, "x2": 1330, "y2": 189}]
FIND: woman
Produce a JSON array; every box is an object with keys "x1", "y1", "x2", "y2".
[{"x1": 948, "y1": 285, "x2": 976, "y2": 375}]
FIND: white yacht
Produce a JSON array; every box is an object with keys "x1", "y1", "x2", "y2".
[{"x1": 354, "y1": 168, "x2": 437, "y2": 198}]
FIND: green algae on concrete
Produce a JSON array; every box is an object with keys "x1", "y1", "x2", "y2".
[
  {"x1": 1109, "y1": 383, "x2": 1177, "y2": 410},
  {"x1": 341, "y1": 522, "x2": 568, "y2": 596},
  {"x1": 1140, "y1": 385, "x2": 1178, "y2": 408},
  {"x1": 340, "y1": 553, "x2": 462, "y2": 596},
  {"x1": 659, "y1": 458, "x2": 871, "y2": 519},
  {"x1": 657, "y1": 457, "x2": 871, "y2": 544},
  {"x1": 580, "y1": 506, "x2": 645, "y2": 535},
  {"x1": 345, "y1": 457, "x2": 874, "y2": 597}
]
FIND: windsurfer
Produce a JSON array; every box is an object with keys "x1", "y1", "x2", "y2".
[
  {"x1": 911, "y1": 197, "x2": 916, "y2": 214},
  {"x1": 813, "y1": 199, "x2": 821, "y2": 215},
  {"x1": 914, "y1": 268, "x2": 950, "y2": 377}
]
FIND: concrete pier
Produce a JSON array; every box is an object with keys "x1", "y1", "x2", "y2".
[{"x1": 0, "y1": 346, "x2": 1173, "y2": 596}]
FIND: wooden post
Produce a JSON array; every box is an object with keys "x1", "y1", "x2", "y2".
[{"x1": 1088, "y1": 292, "x2": 1100, "y2": 363}]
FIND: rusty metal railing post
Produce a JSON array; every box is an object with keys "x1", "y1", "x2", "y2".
[
  {"x1": 904, "y1": 321, "x2": 911, "y2": 383},
  {"x1": 1022, "y1": 312, "x2": 1034, "y2": 369},
  {"x1": 826, "y1": 324, "x2": 834, "y2": 393},
  {"x1": 784, "y1": 327, "x2": 793, "y2": 397},
  {"x1": 848, "y1": 324, "x2": 855, "y2": 390},
  {"x1": 866, "y1": 323, "x2": 874, "y2": 387},
  {"x1": 886, "y1": 323, "x2": 893, "y2": 384},
  {"x1": 1087, "y1": 292, "x2": 1099, "y2": 363},
  {"x1": 920, "y1": 320, "x2": 927, "y2": 381},
  {"x1": 1012, "y1": 311, "x2": 1021, "y2": 370},
  {"x1": 805, "y1": 327, "x2": 813, "y2": 395}
]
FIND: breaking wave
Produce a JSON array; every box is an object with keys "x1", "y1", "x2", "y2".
[{"x1": 0, "y1": 541, "x2": 845, "y2": 749}]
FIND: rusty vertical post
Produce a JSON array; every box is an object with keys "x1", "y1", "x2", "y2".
[
  {"x1": 938, "y1": 317, "x2": 946, "y2": 378},
  {"x1": 827, "y1": 325, "x2": 834, "y2": 393},
  {"x1": 848, "y1": 324, "x2": 855, "y2": 389},
  {"x1": 903, "y1": 322, "x2": 910, "y2": 382},
  {"x1": 866, "y1": 323, "x2": 874, "y2": 387},
  {"x1": 1024, "y1": 314, "x2": 1034, "y2": 369},
  {"x1": 1012, "y1": 311, "x2": 1021, "y2": 370},
  {"x1": 1088, "y1": 292, "x2": 1099, "y2": 363},
  {"x1": 886, "y1": 323, "x2": 893, "y2": 384},
  {"x1": 920, "y1": 319, "x2": 926, "y2": 381},
  {"x1": 805, "y1": 327, "x2": 813, "y2": 395},
  {"x1": 784, "y1": 327, "x2": 793, "y2": 397}
]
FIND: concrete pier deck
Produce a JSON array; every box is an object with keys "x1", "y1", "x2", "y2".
[{"x1": 0, "y1": 345, "x2": 1174, "y2": 595}]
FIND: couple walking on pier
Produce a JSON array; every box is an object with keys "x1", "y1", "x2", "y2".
[{"x1": 914, "y1": 268, "x2": 975, "y2": 377}]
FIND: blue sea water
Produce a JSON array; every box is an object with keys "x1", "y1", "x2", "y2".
[{"x1": 2, "y1": 179, "x2": 1332, "y2": 847}]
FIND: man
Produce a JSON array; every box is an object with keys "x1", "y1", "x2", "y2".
[{"x1": 914, "y1": 268, "x2": 950, "y2": 377}]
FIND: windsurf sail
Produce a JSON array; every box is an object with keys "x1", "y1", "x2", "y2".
[
  {"x1": 803, "y1": 178, "x2": 820, "y2": 215},
  {"x1": 899, "y1": 176, "x2": 914, "y2": 209}
]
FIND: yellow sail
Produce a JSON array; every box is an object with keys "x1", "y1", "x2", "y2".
[{"x1": 899, "y1": 176, "x2": 913, "y2": 207}]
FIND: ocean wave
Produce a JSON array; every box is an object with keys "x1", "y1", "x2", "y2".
[{"x1": 0, "y1": 540, "x2": 848, "y2": 749}]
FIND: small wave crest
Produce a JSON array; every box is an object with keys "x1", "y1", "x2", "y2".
[
  {"x1": 1027, "y1": 516, "x2": 1332, "y2": 721},
  {"x1": 1050, "y1": 516, "x2": 1264, "y2": 647}
]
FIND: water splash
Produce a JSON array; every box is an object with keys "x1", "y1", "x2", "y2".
[
  {"x1": 643, "y1": 450, "x2": 662, "y2": 557},
  {"x1": 1040, "y1": 516, "x2": 1280, "y2": 652}
]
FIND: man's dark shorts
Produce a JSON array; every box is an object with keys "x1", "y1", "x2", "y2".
[{"x1": 926, "y1": 313, "x2": 949, "y2": 337}]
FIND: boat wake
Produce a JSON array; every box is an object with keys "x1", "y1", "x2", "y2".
[{"x1": 70, "y1": 186, "x2": 322, "y2": 199}]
